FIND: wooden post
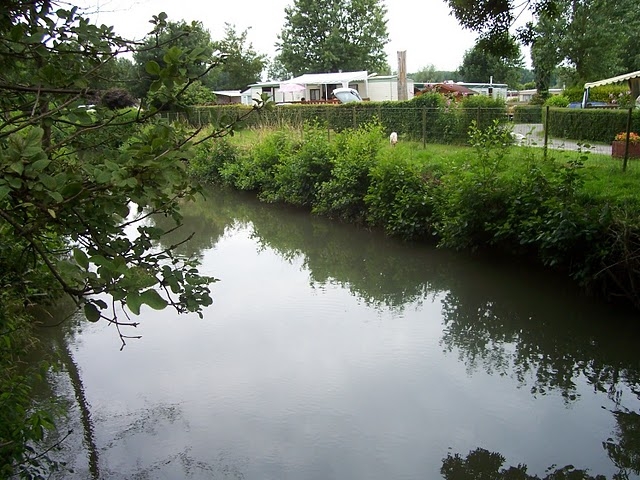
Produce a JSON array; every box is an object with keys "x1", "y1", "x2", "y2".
[
  {"x1": 623, "y1": 107, "x2": 632, "y2": 172},
  {"x1": 397, "y1": 51, "x2": 408, "y2": 101},
  {"x1": 543, "y1": 106, "x2": 550, "y2": 161},
  {"x1": 422, "y1": 106, "x2": 427, "y2": 148}
]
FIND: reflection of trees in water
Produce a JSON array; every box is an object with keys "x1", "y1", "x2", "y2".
[
  {"x1": 605, "y1": 410, "x2": 640, "y2": 479},
  {"x1": 155, "y1": 186, "x2": 640, "y2": 478},
  {"x1": 439, "y1": 286, "x2": 640, "y2": 404},
  {"x1": 441, "y1": 447, "x2": 609, "y2": 479},
  {"x1": 30, "y1": 302, "x2": 100, "y2": 479}
]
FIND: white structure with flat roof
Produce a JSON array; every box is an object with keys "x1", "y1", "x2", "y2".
[{"x1": 241, "y1": 71, "x2": 414, "y2": 105}]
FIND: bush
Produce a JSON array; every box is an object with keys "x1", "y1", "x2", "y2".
[
  {"x1": 366, "y1": 151, "x2": 441, "y2": 240},
  {"x1": 314, "y1": 122, "x2": 384, "y2": 222},
  {"x1": 544, "y1": 95, "x2": 570, "y2": 108},
  {"x1": 220, "y1": 130, "x2": 294, "y2": 191},
  {"x1": 188, "y1": 137, "x2": 238, "y2": 184},
  {"x1": 100, "y1": 88, "x2": 137, "y2": 109},
  {"x1": 268, "y1": 123, "x2": 333, "y2": 206}
]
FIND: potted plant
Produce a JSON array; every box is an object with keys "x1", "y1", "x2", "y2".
[{"x1": 612, "y1": 131, "x2": 640, "y2": 158}]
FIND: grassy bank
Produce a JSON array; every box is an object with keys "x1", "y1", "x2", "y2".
[{"x1": 188, "y1": 121, "x2": 640, "y2": 310}]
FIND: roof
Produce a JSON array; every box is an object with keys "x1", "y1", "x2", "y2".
[
  {"x1": 421, "y1": 83, "x2": 478, "y2": 95},
  {"x1": 584, "y1": 70, "x2": 640, "y2": 88},
  {"x1": 213, "y1": 90, "x2": 242, "y2": 97},
  {"x1": 284, "y1": 71, "x2": 370, "y2": 85}
]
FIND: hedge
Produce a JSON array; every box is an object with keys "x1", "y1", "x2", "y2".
[
  {"x1": 544, "y1": 107, "x2": 640, "y2": 143},
  {"x1": 513, "y1": 105, "x2": 543, "y2": 124},
  {"x1": 169, "y1": 94, "x2": 508, "y2": 145}
]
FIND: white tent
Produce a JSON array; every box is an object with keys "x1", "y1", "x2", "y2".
[{"x1": 287, "y1": 71, "x2": 371, "y2": 99}]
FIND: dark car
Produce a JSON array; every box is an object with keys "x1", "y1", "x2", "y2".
[{"x1": 568, "y1": 101, "x2": 610, "y2": 108}]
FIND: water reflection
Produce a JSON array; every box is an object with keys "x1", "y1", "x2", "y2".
[{"x1": 48, "y1": 185, "x2": 640, "y2": 478}]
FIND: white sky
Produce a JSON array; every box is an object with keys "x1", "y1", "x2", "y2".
[{"x1": 76, "y1": 0, "x2": 523, "y2": 74}]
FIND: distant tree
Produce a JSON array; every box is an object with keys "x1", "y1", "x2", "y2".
[
  {"x1": 276, "y1": 0, "x2": 389, "y2": 75},
  {"x1": 266, "y1": 56, "x2": 293, "y2": 81},
  {"x1": 132, "y1": 20, "x2": 215, "y2": 100},
  {"x1": 457, "y1": 36, "x2": 524, "y2": 89},
  {"x1": 206, "y1": 24, "x2": 267, "y2": 90},
  {"x1": 410, "y1": 65, "x2": 461, "y2": 83}
]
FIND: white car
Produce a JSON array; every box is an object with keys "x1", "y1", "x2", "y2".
[{"x1": 332, "y1": 87, "x2": 363, "y2": 103}]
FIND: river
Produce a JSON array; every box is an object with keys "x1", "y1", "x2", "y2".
[{"x1": 40, "y1": 186, "x2": 640, "y2": 479}]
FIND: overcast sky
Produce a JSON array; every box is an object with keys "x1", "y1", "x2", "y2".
[{"x1": 77, "y1": 0, "x2": 528, "y2": 74}]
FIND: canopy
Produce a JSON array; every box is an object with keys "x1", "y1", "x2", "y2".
[
  {"x1": 288, "y1": 71, "x2": 369, "y2": 86},
  {"x1": 279, "y1": 83, "x2": 306, "y2": 93},
  {"x1": 582, "y1": 71, "x2": 640, "y2": 107},
  {"x1": 584, "y1": 70, "x2": 640, "y2": 89}
]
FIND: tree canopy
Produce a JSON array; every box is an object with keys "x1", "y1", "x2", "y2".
[
  {"x1": 0, "y1": 2, "x2": 264, "y2": 474},
  {"x1": 446, "y1": 0, "x2": 640, "y2": 88},
  {"x1": 457, "y1": 37, "x2": 525, "y2": 89},
  {"x1": 275, "y1": 0, "x2": 390, "y2": 76},
  {"x1": 207, "y1": 24, "x2": 267, "y2": 90}
]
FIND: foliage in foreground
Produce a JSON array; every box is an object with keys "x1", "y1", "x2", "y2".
[
  {"x1": 0, "y1": 2, "x2": 265, "y2": 476},
  {"x1": 189, "y1": 122, "x2": 640, "y2": 310}
]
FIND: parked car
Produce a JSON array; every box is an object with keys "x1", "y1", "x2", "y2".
[
  {"x1": 332, "y1": 87, "x2": 362, "y2": 103},
  {"x1": 568, "y1": 101, "x2": 610, "y2": 108}
]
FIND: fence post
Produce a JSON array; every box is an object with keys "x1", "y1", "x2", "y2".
[
  {"x1": 623, "y1": 107, "x2": 632, "y2": 172},
  {"x1": 422, "y1": 106, "x2": 427, "y2": 149},
  {"x1": 476, "y1": 107, "x2": 480, "y2": 126},
  {"x1": 543, "y1": 106, "x2": 549, "y2": 160},
  {"x1": 326, "y1": 107, "x2": 331, "y2": 142},
  {"x1": 353, "y1": 105, "x2": 357, "y2": 129}
]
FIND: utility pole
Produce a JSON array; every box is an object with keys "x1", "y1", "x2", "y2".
[{"x1": 397, "y1": 51, "x2": 408, "y2": 101}]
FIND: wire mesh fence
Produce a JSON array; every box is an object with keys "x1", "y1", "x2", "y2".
[{"x1": 161, "y1": 104, "x2": 640, "y2": 163}]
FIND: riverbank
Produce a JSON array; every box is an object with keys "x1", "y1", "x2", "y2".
[{"x1": 189, "y1": 122, "x2": 640, "y2": 311}]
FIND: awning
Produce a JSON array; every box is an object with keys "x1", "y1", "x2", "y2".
[
  {"x1": 287, "y1": 71, "x2": 370, "y2": 86},
  {"x1": 584, "y1": 71, "x2": 640, "y2": 89}
]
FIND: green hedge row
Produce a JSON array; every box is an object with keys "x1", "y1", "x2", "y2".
[
  {"x1": 513, "y1": 105, "x2": 543, "y2": 123},
  {"x1": 544, "y1": 107, "x2": 640, "y2": 143},
  {"x1": 176, "y1": 93, "x2": 507, "y2": 145}
]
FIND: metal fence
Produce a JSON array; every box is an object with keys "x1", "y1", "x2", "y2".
[{"x1": 161, "y1": 105, "x2": 640, "y2": 163}]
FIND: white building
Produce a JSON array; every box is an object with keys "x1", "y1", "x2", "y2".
[
  {"x1": 241, "y1": 71, "x2": 414, "y2": 105},
  {"x1": 456, "y1": 82, "x2": 509, "y2": 99}
]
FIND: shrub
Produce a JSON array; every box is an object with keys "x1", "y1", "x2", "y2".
[
  {"x1": 544, "y1": 95, "x2": 570, "y2": 108},
  {"x1": 100, "y1": 88, "x2": 137, "y2": 109},
  {"x1": 220, "y1": 130, "x2": 294, "y2": 192},
  {"x1": 314, "y1": 121, "x2": 384, "y2": 222},
  {"x1": 189, "y1": 137, "x2": 238, "y2": 184},
  {"x1": 268, "y1": 123, "x2": 333, "y2": 206},
  {"x1": 433, "y1": 120, "x2": 513, "y2": 249},
  {"x1": 366, "y1": 151, "x2": 441, "y2": 240}
]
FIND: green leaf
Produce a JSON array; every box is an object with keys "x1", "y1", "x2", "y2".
[
  {"x1": 9, "y1": 162, "x2": 24, "y2": 175},
  {"x1": 39, "y1": 173, "x2": 57, "y2": 190},
  {"x1": 145, "y1": 60, "x2": 161, "y2": 75},
  {"x1": 84, "y1": 303, "x2": 101, "y2": 322},
  {"x1": 127, "y1": 292, "x2": 142, "y2": 315},
  {"x1": 0, "y1": 185, "x2": 10, "y2": 201},
  {"x1": 140, "y1": 289, "x2": 168, "y2": 310},
  {"x1": 31, "y1": 159, "x2": 51, "y2": 172},
  {"x1": 73, "y1": 248, "x2": 89, "y2": 269}
]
